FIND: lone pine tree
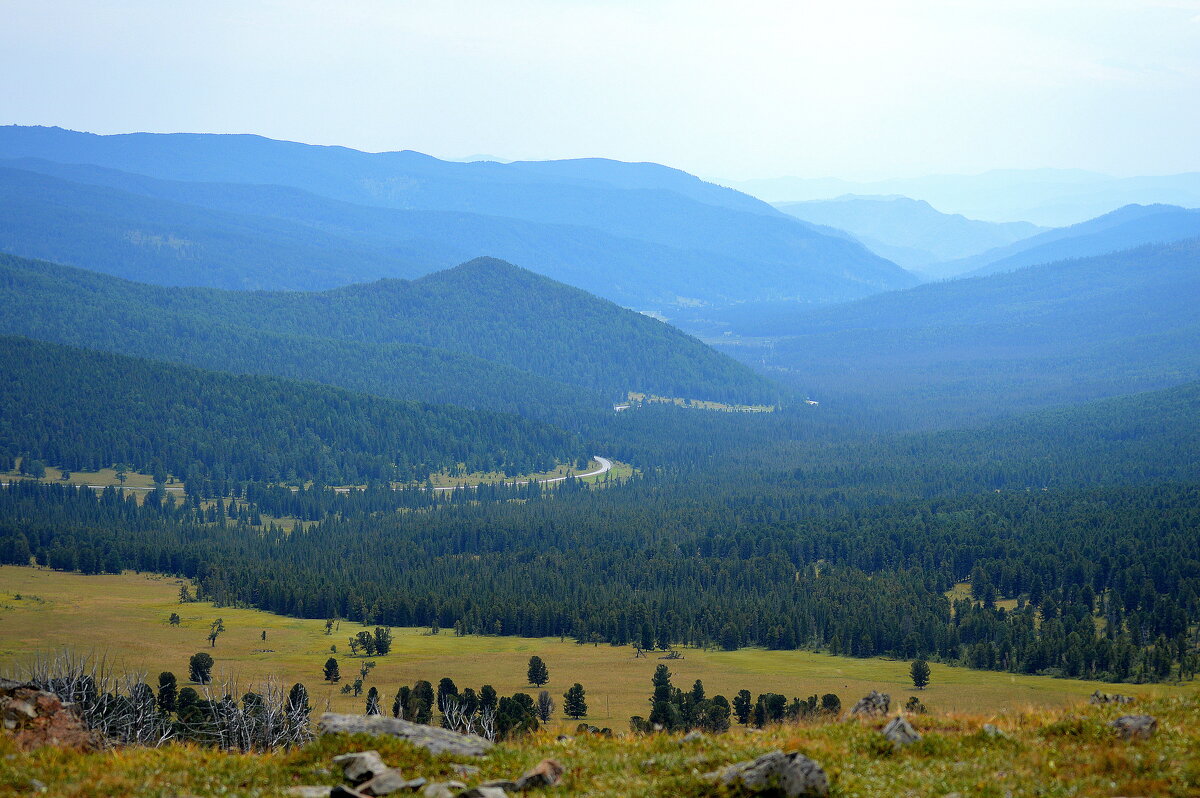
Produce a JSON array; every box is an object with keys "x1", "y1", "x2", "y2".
[
  {"x1": 911, "y1": 658, "x2": 931, "y2": 690},
  {"x1": 563, "y1": 683, "x2": 588, "y2": 719},
  {"x1": 527, "y1": 655, "x2": 549, "y2": 687},
  {"x1": 188, "y1": 652, "x2": 213, "y2": 684}
]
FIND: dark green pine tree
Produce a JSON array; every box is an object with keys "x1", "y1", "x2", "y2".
[
  {"x1": 393, "y1": 686, "x2": 411, "y2": 719},
  {"x1": 527, "y1": 655, "x2": 550, "y2": 687},
  {"x1": 157, "y1": 671, "x2": 177, "y2": 713},
  {"x1": 323, "y1": 657, "x2": 340, "y2": 682},
  {"x1": 479, "y1": 684, "x2": 498, "y2": 712},
  {"x1": 732, "y1": 689, "x2": 752, "y2": 725},
  {"x1": 409, "y1": 680, "x2": 434, "y2": 724},
  {"x1": 366, "y1": 686, "x2": 381, "y2": 715},
  {"x1": 188, "y1": 652, "x2": 213, "y2": 684},
  {"x1": 910, "y1": 658, "x2": 931, "y2": 690},
  {"x1": 287, "y1": 683, "x2": 311, "y2": 719},
  {"x1": 563, "y1": 683, "x2": 588, "y2": 719},
  {"x1": 437, "y1": 677, "x2": 459, "y2": 712}
]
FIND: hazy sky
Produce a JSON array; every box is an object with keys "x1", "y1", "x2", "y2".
[{"x1": 3, "y1": 0, "x2": 1199, "y2": 180}]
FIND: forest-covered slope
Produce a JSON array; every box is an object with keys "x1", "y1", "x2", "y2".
[
  {"x1": 3, "y1": 379, "x2": 1198, "y2": 680},
  {"x1": 949, "y1": 203, "x2": 1200, "y2": 277},
  {"x1": 0, "y1": 253, "x2": 777, "y2": 415},
  {"x1": 706, "y1": 238, "x2": 1200, "y2": 423},
  {"x1": 0, "y1": 336, "x2": 580, "y2": 485}
]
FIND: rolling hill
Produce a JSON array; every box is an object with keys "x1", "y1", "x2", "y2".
[
  {"x1": 0, "y1": 126, "x2": 916, "y2": 309},
  {"x1": 774, "y1": 195, "x2": 1043, "y2": 277},
  {"x1": 952, "y1": 203, "x2": 1200, "y2": 277},
  {"x1": 706, "y1": 238, "x2": 1200, "y2": 424},
  {"x1": 0, "y1": 252, "x2": 777, "y2": 417}
]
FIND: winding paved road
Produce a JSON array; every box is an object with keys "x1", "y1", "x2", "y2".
[{"x1": 431, "y1": 455, "x2": 613, "y2": 491}]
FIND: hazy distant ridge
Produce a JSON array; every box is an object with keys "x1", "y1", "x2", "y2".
[{"x1": 0, "y1": 126, "x2": 916, "y2": 309}]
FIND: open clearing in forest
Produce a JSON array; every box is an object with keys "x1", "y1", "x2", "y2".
[
  {"x1": 626, "y1": 391, "x2": 776, "y2": 413},
  {"x1": 0, "y1": 567, "x2": 1193, "y2": 731}
]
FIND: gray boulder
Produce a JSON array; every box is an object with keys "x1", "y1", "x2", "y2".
[
  {"x1": 1110, "y1": 715, "x2": 1157, "y2": 740},
  {"x1": 881, "y1": 716, "x2": 921, "y2": 747},
  {"x1": 421, "y1": 782, "x2": 466, "y2": 798},
  {"x1": 1090, "y1": 690, "x2": 1134, "y2": 705},
  {"x1": 458, "y1": 789, "x2": 507, "y2": 798},
  {"x1": 359, "y1": 771, "x2": 426, "y2": 796},
  {"x1": 981, "y1": 723, "x2": 1008, "y2": 739},
  {"x1": 320, "y1": 714, "x2": 493, "y2": 757},
  {"x1": 706, "y1": 750, "x2": 829, "y2": 797},
  {"x1": 514, "y1": 758, "x2": 565, "y2": 790},
  {"x1": 848, "y1": 690, "x2": 890, "y2": 718},
  {"x1": 333, "y1": 751, "x2": 390, "y2": 784}
]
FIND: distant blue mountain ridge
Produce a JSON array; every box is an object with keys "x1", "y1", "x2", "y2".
[{"x1": 0, "y1": 126, "x2": 916, "y2": 310}]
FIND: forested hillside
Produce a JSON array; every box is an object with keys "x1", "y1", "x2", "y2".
[
  {"x1": 0, "y1": 336, "x2": 580, "y2": 486},
  {"x1": 0, "y1": 252, "x2": 776, "y2": 415},
  {"x1": 0, "y1": 127, "x2": 917, "y2": 308},
  {"x1": 949, "y1": 203, "x2": 1200, "y2": 277},
  {"x1": 703, "y1": 238, "x2": 1200, "y2": 425},
  {"x1": 3, "y1": 379, "x2": 1198, "y2": 682}
]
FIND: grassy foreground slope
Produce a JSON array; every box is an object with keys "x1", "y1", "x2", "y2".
[
  {"x1": 4, "y1": 697, "x2": 1200, "y2": 797},
  {"x1": 2, "y1": 567, "x2": 1193, "y2": 730}
]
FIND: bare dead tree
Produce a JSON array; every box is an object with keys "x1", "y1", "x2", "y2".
[
  {"x1": 16, "y1": 651, "x2": 174, "y2": 747},
  {"x1": 440, "y1": 695, "x2": 473, "y2": 734},
  {"x1": 536, "y1": 689, "x2": 555, "y2": 723},
  {"x1": 10, "y1": 651, "x2": 312, "y2": 751},
  {"x1": 477, "y1": 705, "x2": 498, "y2": 742}
]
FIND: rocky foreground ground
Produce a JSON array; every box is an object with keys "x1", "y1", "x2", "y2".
[{"x1": 2, "y1": 679, "x2": 1198, "y2": 797}]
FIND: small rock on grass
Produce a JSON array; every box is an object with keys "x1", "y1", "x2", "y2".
[
  {"x1": 284, "y1": 789, "x2": 332, "y2": 798},
  {"x1": 321, "y1": 714, "x2": 492, "y2": 757},
  {"x1": 848, "y1": 690, "x2": 890, "y2": 718},
  {"x1": 359, "y1": 770, "x2": 427, "y2": 796},
  {"x1": 333, "y1": 751, "x2": 390, "y2": 784},
  {"x1": 707, "y1": 750, "x2": 829, "y2": 798},
  {"x1": 981, "y1": 723, "x2": 1008, "y2": 739},
  {"x1": 881, "y1": 715, "x2": 921, "y2": 747},
  {"x1": 421, "y1": 781, "x2": 466, "y2": 798},
  {"x1": 514, "y1": 759, "x2": 565, "y2": 790},
  {"x1": 1110, "y1": 715, "x2": 1157, "y2": 740}
]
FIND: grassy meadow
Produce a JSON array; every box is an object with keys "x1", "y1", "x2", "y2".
[
  {"x1": 2, "y1": 678, "x2": 1198, "y2": 797},
  {"x1": 2, "y1": 566, "x2": 1194, "y2": 734},
  {"x1": 626, "y1": 392, "x2": 776, "y2": 413}
]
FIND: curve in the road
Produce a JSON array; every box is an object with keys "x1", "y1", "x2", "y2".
[{"x1": 432, "y1": 455, "x2": 613, "y2": 491}]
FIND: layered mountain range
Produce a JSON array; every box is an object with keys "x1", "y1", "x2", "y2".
[{"x1": 0, "y1": 126, "x2": 916, "y2": 311}]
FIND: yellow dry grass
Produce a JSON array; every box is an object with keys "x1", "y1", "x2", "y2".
[{"x1": 2, "y1": 566, "x2": 1193, "y2": 735}]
